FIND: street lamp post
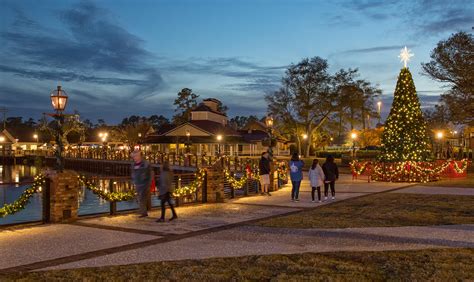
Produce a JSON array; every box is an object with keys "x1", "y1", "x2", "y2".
[
  {"x1": 185, "y1": 130, "x2": 191, "y2": 154},
  {"x1": 0, "y1": 136, "x2": 5, "y2": 168},
  {"x1": 436, "y1": 131, "x2": 443, "y2": 159},
  {"x1": 351, "y1": 132, "x2": 357, "y2": 159},
  {"x1": 265, "y1": 116, "x2": 274, "y2": 161},
  {"x1": 49, "y1": 86, "x2": 68, "y2": 172},
  {"x1": 302, "y1": 133, "x2": 308, "y2": 157},
  {"x1": 216, "y1": 134, "x2": 223, "y2": 156},
  {"x1": 377, "y1": 101, "x2": 382, "y2": 125},
  {"x1": 0, "y1": 135, "x2": 4, "y2": 205},
  {"x1": 99, "y1": 132, "x2": 108, "y2": 159},
  {"x1": 33, "y1": 134, "x2": 38, "y2": 153},
  {"x1": 265, "y1": 116, "x2": 275, "y2": 191}
]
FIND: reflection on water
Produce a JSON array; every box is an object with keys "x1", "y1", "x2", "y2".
[
  {"x1": 0, "y1": 165, "x2": 160, "y2": 226},
  {"x1": 0, "y1": 165, "x2": 38, "y2": 184}
]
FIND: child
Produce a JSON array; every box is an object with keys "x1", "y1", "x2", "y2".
[{"x1": 309, "y1": 159, "x2": 324, "y2": 202}]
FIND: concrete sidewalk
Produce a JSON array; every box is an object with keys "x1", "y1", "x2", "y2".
[{"x1": 0, "y1": 175, "x2": 469, "y2": 273}]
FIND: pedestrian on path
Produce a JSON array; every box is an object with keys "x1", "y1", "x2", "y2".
[
  {"x1": 156, "y1": 161, "x2": 178, "y2": 222},
  {"x1": 309, "y1": 159, "x2": 324, "y2": 203},
  {"x1": 289, "y1": 153, "x2": 304, "y2": 202},
  {"x1": 259, "y1": 151, "x2": 271, "y2": 196},
  {"x1": 131, "y1": 150, "x2": 153, "y2": 217},
  {"x1": 322, "y1": 155, "x2": 339, "y2": 201}
]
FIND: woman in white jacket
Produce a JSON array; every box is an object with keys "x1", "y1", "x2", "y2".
[{"x1": 309, "y1": 159, "x2": 325, "y2": 202}]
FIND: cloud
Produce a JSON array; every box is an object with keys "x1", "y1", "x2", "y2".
[
  {"x1": 338, "y1": 45, "x2": 415, "y2": 55},
  {"x1": 0, "y1": 65, "x2": 149, "y2": 86},
  {"x1": 0, "y1": 0, "x2": 164, "y2": 101},
  {"x1": 160, "y1": 56, "x2": 286, "y2": 93},
  {"x1": 335, "y1": 0, "x2": 473, "y2": 36}
]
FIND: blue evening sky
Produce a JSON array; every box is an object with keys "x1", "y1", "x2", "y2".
[{"x1": 0, "y1": 0, "x2": 472, "y2": 123}]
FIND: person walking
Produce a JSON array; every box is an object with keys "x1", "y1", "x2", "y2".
[
  {"x1": 156, "y1": 161, "x2": 178, "y2": 222},
  {"x1": 322, "y1": 155, "x2": 339, "y2": 201},
  {"x1": 289, "y1": 152, "x2": 304, "y2": 202},
  {"x1": 131, "y1": 150, "x2": 153, "y2": 217},
  {"x1": 259, "y1": 151, "x2": 271, "y2": 196},
  {"x1": 309, "y1": 159, "x2": 324, "y2": 203}
]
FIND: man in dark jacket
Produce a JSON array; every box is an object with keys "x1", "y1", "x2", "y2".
[
  {"x1": 259, "y1": 151, "x2": 271, "y2": 196},
  {"x1": 322, "y1": 155, "x2": 339, "y2": 201},
  {"x1": 131, "y1": 150, "x2": 153, "y2": 217}
]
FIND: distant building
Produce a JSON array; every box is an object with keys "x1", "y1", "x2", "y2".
[
  {"x1": 144, "y1": 98, "x2": 290, "y2": 156},
  {"x1": 0, "y1": 129, "x2": 39, "y2": 156}
]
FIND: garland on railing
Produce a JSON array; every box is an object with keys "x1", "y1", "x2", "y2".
[
  {"x1": 78, "y1": 176, "x2": 136, "y2": 202},
  {"x1": 352, "y1": 159, "x2": 470, "y2": 183},
  {"x1": 173, "y1": 168, "x2": 206, "y2": 197},
  {"x1": 0, "y1": 174, "x2": 45, "y2": 218},
  {"x1": 349, "y1": 161, "x2": 372, "y2": 176},
  {"x1": 277, "y1": 162, "x2": 288, "y2": 182},
  {"x1": 224, "y1": 169, "x2": 248, "y2": 189}
]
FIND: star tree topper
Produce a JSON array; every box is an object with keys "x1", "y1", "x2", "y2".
[{"x1": 398, "y1": 46, "x2": 414, "y2": 68}]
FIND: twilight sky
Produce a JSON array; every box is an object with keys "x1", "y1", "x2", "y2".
[{"x1": 0, "y1": 0, "x2": 472, "y2": 124}]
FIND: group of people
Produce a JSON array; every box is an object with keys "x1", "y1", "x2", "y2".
[
  {"x1": 131, "y1": 149, "x2": 338, "y2": 222},
  {"x1": 259, "y1": 152, "x2": 339, "y2": 202},
  {"x1": 130, "y1": 151, "x2": 178, "y2": 222}
]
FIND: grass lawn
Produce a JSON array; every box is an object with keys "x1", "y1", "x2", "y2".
[
  {"x1": 2, "y1": 248, "x2": 472, "y2": 281},
  {"x1": 418, "y1": 174, "x2": 474, "y2": 188},
  {"x1": 256, "y1": 193, "x2": 474, "y2": 229}
]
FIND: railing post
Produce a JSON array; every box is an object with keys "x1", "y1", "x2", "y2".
[
  {"x1": 202, "y1": 170, "x2": 208, "y2": 203},
  {"x1": 244, "y1": 178, "x2": 249, "y2": 196},
  {"x1": 230, "y1": 172, "x2": 235, "y2": 199},
  {"x1": 42, "y1": 177, "x2": 51, "y2": 223},
  {"x1": 109, "y1": 179, "x2": 116, "y2": 215}
]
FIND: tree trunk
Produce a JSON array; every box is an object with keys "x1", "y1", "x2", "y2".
[
  {"x1": 362, "y1": 108, "x2": 366, "y2": 130},
  {"x1": 297, "y1": 136, "x2": 302, "y2": 156},
  {"x1": 305, "y1": 125, "x2": 312, "y2": 158}
]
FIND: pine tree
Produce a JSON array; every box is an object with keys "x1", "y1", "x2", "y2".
[{"x1": 379, "y1": 68, "x2": 431, "y2": 162}]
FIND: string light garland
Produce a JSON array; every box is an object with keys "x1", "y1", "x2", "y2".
[
  {"x1": 224, "y1": 169, "x2": 249, "y2": 189},
  {"x1": 173, "y1": 169, "x2": 206, "y2": 197},
  {"x1": 0, "y1": 174, "x2": 46, "y2": 217},
  {"x1": 351, "y1": 159, "x2": 470, "y2": 183},
  {"x1": 78, "y1": 176, "x2": 136, "y2": 202},
  {"x1": 277, "y1": 162, "x2": 288, "y2": 182}
]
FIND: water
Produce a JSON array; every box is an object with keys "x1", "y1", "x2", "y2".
[{"x1": 0, "y1": 165, "x2": 161, "y2": 226}]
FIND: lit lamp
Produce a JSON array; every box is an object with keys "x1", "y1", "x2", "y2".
[
  {"x1": 49, "y1": 85, "x2": 69, "y2": 171},
  {"x1": 436, "y1": 131, "x2": 444, "y2": 159},
  {"x1": 99, "y1": 132, "x2": 108, "y2": 159},
  {"x1": 0, "y1": 136, "x2": 5, "y2": 166},
  {"x1": 33, "y1": 134, "x2": 39, "y2": 152},
  {"x1": 265, "y1": 115, "x2": 275, "y2": 191},
  {"x1": 377, "y1": 101, "x2": 382, "y2": 124},
  {"x1": 50, "y1": 86, "x2": 68, "y2": 113},
  {"x1": 265, "y1": 115, "x2": 274, "y2": 160},
  {"x1": 185, "y1": 130, "x2": 191, "y2": 153},
  {"x1": 216, "y1": 134, "x2": 223, "y2": 155},
  {"x1": 351, "y1": 132, "x2": 357, "y2": 159}
]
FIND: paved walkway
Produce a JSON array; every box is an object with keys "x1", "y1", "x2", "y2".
[{"x1": 0, "y1": 174, "x2": 472, "y2": 273}]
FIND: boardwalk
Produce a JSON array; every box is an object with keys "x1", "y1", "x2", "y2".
[{"x1": 1, "y1": 174, "x2": 473, "y2": 273}]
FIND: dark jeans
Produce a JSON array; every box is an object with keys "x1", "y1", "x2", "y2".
[
  {"x1": 324, "y1": 181, "x2": 335, "y2": 197},
  {"x1": 312, "y1": 186, "x2": 321, "y2": 201},
  {"x1": 137, "y1": 189, "x2": 150, "y2": 216},
  {"x1": 160, "y1": 192, "x2": 177, "y2": 219},
  {"x1": 291, "y1": 181, "x2": 301, "y2": 200}
]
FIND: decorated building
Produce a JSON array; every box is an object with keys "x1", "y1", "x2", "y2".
[
  {"x1": 0, "y1": 129, "x2": 41, "y2": 156},
  {"x1": 144, "y1": 98, "x2": 290, "y2": 156}
]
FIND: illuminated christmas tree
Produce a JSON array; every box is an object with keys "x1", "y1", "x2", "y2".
[{"x1": 379, "y1": 47, "x2": 431, "y2": 162}]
